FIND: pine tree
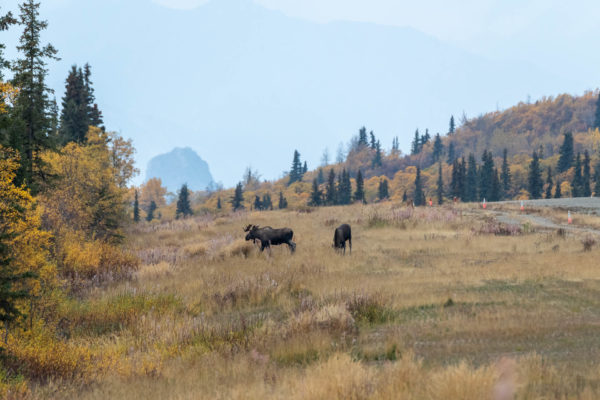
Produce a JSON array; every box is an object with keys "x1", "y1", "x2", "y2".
[
  {"x1": 83, "y1": 63, "x2": 103, "y2": 129},
  {"x1": 337, "y1": 169, "x2": 352, "y2": 205},
  {"x1": 231, "y1": 182, "x2": 244, "y2": 210},
  {"x1": 446, "y1": 142, "x2": 456, "y2": 164},
  {"x1": 175, "y1": 184, "x2": 193, "y2": 219},
  {"x1": 411, "y1": 129, "x2": 420, "y2": 155},
  {"x1": 583, "y1": 150, "x2": 591, "y2": 197},
  {"x1": 372, "y1": 140, "x2": 382, "y2": 167},
  {"x1": 326, "y1": 169, "x2": 337, "y2": 205},
  {"x1": 317, "y1": 168, "x2": 324, "y2": 184},
  {"x1": 479, "y1": 150, "x2": 495, "y2": 201},
  {"x1": 278, "y1": 191, "x2": 288, "y2": 209},
  {"x1": 146, "y1": 201, "x2": 157, "y2": 221},
  {"x1": 378, "y1": 179, "x2": 389, "y2": 200},
  {"x1": 133, "y1": 190, "x2": 140, "y2": 222},
  {"x1": 436, "y1": 162, "x2": 444, "y2": 204},
  {"x1": 217, "y1": 196, "x2": 222, "y2": 210},
  {"x1": 288, "y1": 150, "x2": 302, "y2": 185},
  {"x1": 358, "y1": 126, "x2": 368, "y2": 147},
  {"x1": 432, "y1": 133, "x2": 443, "y2": 162},
  {"x1": 303, "y1": 161, "x2": 308, "y2": 175},
  {"x1": 309, "y1": 179, "x2": 322, "y2": 206},
  {"x1": 11, "y1": 0, "x2": 59, "y2": 191},
  {"x1": 253, "y1": 195, "x2": 262, "y2": 211},
  {"x1": 369, "y1": 131, "x2": 376, "y2": 149},
  {"x1": 572, "y1": 153, "x2": 583, "y2": 197},
  {"x1": 594, "y1": 92, "x2": 600, "y2": 129},
  {"x1": 557, "y1": 132, "x2": 574, "y2": 173},
  {"x1": 545, "y1": 167, "x2": 553, "y2": 199},
  {"x1": 554, "y1": 181, "x2": 562, "y2": 198},
  {"x1": 449, "y1": 115, "x2": 455, "y2": 135},
  {"x1": 501, "y1": 148, "x2": 511, "y2": 199},
  {"x1": 414, "y1": 167, "x2": 423, "y2": 206},
  {"x1": 354, "y1": 169, "x2": 365, "y2": 203},
  {"x1": 466, "y1": 154, "x2": 478, "y2": 202},
  {"x1": 528, "y1": 151, "x2": 543, "y2": 199},
  {"x1": 594, "y1": 162, "x2": 600, "y2": 197}
]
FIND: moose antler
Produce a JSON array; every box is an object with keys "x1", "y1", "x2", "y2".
[{"x1": 243, "y1": 224, "x2": 253, "y2": 232}]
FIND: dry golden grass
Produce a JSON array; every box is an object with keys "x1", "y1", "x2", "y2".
[{"x1": 21, "y1": 202, "x2": 600, "y2": 399}]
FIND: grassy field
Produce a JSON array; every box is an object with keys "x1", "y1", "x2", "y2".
[{"x1": 31, "y1": 202, "x2": 600, "y2": 399}]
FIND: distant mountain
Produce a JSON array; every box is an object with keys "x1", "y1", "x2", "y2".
[
  {"x1": 145, "y1": 148, "x2": 214, "y2": 192},
  {"x1": 2, "y1": 0, "x2": 586, "y2": 186}
]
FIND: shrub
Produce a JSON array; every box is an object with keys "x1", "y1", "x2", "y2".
[{"x1": 582, "y1": 235, "x2": 597, "y2": 252}]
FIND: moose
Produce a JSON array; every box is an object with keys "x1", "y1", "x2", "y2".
[
  {"x1": 333, "y1": 224, "x2": 352, "y2": 255},
  {"x1": 244, "y1": 224, "x2": 296, "y2": 253}
]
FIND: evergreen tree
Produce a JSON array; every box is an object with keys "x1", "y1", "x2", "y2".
[
  {"x1": 449, "y1": 115, "x2": 455, "y2": 134},
  {"x1": 414, "y1": 167, "x2": 423, "y2": 206},
  {"x1": 594, "y1": 92, "x2": 600, "y2": 129},
  {"x1": 391, "y1": 137, "x2": 400, "y2": 155},
  {"x1": 278, "y1": 191, "x2": 288, "y2": 209},
  {"x1": 500, "y1": 148, "x2": 511, "y2": 199},
  {"x1": 459, "y1": 157, "x2": 467, "y2": 201},
  {"x1": 432, "y1": 133, "x2": 443, "y2": 162},
  {"x1": 253, "y1": 195, "x2": 262, "y2": 211},
  {"x1": 11, "y1": 0, "x2": 59, "y2": 191},
  {"x1": 175, "y1": 184, "x2": 193, "y2": 219},
  {"x1": 58, "y1": 65, "x2": 89, "y2": 144},
  {"x1": 217, "y1": 196, "x2": 222, "y2": 210},
  {"x1": 490, "y1": 168, "x2": 501, "y2": 202},
  {"x1": 594, "y1": 162, "x2": 600, "y2": 197},
  {"x1": 326, "y1": 169, "x2": 337, "y2": 205},
  {"x1": 557, "y1": 132, "x2": 574, "y2": 173},
  {"x1": 303, "y1": 161, "x2": 308, "y2": 175},
  {"x1": 369, "y1": 131, "x2": 376, "y2": 149},
  {"x1": 288, "y1": 150, "x2": 303, "y2": 185},
  {"x1": 572, "y1": 152, "x2": 583, "y2": 197},
  {"x1": 446, "y1": 141, "x2": 456, "y2": 164},
  {"x1": 317, "y1": 168, "x2": 324, "y2": 184},
  {"x1": 146, "y1": 201, "x2": 157, "y2": 222},
  {"x1": 372, "y1": 140, "x2": 382, "y2": 167},
  {"x1": 528, "y1": 151, "x2": 543, "y2": 199},
  {"x1": 479, "y1": 150, "x2": 495, "y2": 201},
  {"x1": 133, "y1": 190, "x2": 140, "y2": 222},
  {"x1": 337, "y1": 169, "x2": 352, "y2": 205},
  {"x1": 436, "y1": 162, "x2": 444, "y2": 204},
  {"x1": 83, "y1": 63, "x2": 103, "y2": 128},
  {"x1": 583, "y1": 150, "x2": 591, "y2": 197},
  {"x1": 554, "y1": 181, "x2": 562, "y2": 198},
  {"x1": 466, "y1": 154, "x2": 478, "y2": 202},
  {"x1": 545, "y1": 167, "x2": 553, "y2": 199},
  {"x1": 358, "y1": 126, "x2": 368, "y2": 147},
  {"x1": 411, "y1": 129, "x2": 420, "y2": 155},
  {"x1": 231, "y1": 182, "x2": 244, "y2": 210},
  {"x1": 354, "y1": 169, "x2": 365, "y2": 203},
  {"x1": 309, "y1": 179, "x2": 322, "y2": 206},
  {"x1": 378, "y1": 178, "x2": 389, "y2": 200},
  {"x1": 0, "y1": 9, "x2": 17, "y2": 79},
  {"x1": 450, "y1": 159, "x2": 460, "y2": 199},
  {"x1": 420, "y1": 129, "x2": 430, "y2": 148},
  {"x1": 402, "y1": 190, "x2": 407, "y2": 202}
]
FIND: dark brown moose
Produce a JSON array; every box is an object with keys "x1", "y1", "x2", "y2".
[
  {"x1": 333, "y1": 224, "x2": 352, "y2": 255},
  {"x1": 244, "y1": 224, "x2": 296, "y2": 253}
]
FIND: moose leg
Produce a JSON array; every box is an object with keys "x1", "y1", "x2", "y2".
[
  {"x1": 342, "y1": 242, "x2": 346, "y2": 255},
  {"x1": 349, "y1": 238, "x2": 352, "y2": 255},
  {"x1": 288, "y1": 240, "x2": 296, "y2": 253}
]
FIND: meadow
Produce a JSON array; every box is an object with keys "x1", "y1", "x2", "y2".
[{"x1": 28, "y1": 202, "x2": 600, "y2": 399}]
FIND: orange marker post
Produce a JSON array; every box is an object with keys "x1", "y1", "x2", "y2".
[
  {"x1": 568, "y1": 211, "x2": 572, "y2": 224},
  {"x1": 429, "y1": 198, "x2": 433, "y2": 207},
  {"x1": 482, "y1": 198, "x2": 487, "y2": 209},
  {"x1": 520, "y1": 200, "x2": 524, "y2": 212}
]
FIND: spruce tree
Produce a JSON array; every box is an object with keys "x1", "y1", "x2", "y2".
[
  {"x1": 278, "y1": 191, "x2": 288, "y2": 209},
  {"x1": 133, "y1": 190, "x2": 140, "y2": 222},
  {"x1": 583, "y1": 150, "x2": 591, "y2": 197},
  {"x1": 501, "y1": 148, "x2": 511, "y2": 199},
  {"x1": 231, "y1": 182, "x2": 244, "y2": 210},
  {"x1": 326, "y1": 169, "x2": 337, "y2": 205},
  {"x1": 317, "y1": 168, "x2": 324, "y2": 185},
  {"x1": 490, "y1": 168, "x2": 501, "y2": 202},
  {"x1": 0, "y1": 9, "x2": 17, "y2": 79},
  {"x1": 459, "y1": 157, "x2": 467, "y2": 201},
  {"x1": 446, "y1": 142, "x2": 456, "y2": 164},
  {"x1": 402, "y1": 190, "x2": 407, "y2": 202},
  {"x1": 59, "y1": 65, "x2": 88, "y2": 144},
  {"x1": 253, "y1": 195, "x2": 262, "y2": 211},
  {"x1": 303, "y1": 161, "x2": 308, "y2": 175},
  {"x1": 528, "y1": 151, "x2": 543, "y2": 199},
  {"x1": 378, "y1": 179, "x2": 389, "y2": 200},
  {"x1": 289, "y1": 150, "x2": 303, "y2": 185},
  {"x1": 594, "y1": 162, "x2": 600, "y2": 197},
  {"x1": 594, "y1": 92, "x2": 600, "y2": 129},
  {"x1": 262, "y1": 193, "x2": 272, "y2": 210},
  {"x1": 83, "y1": 63, "x2": 103, "y2": 128},
  {"x1": 449, "y1": 115, "x2": 455, "y2": 134},
  {"x1": 372, "y1": 140, "x2": 382, "y2": 167},
  {"x1": 554, "y1": 181, "x2": 562, "y2": 198},
  {"x1": 358, "y1": 126, "x2": 368, "y2": 147},
  {"x1": 572, "y1": 153, "x2": 583, "y2": 197},
  {"x1": 369, "y1": 131, "x2": 376, "y2": 149},
  {"x1": 411, "y1": 129, "x2": 420, "y2": 155},
  {"x1": 11, "y1": 0, "x2": 59, "y2": 190},
  {"x1": 466, "y1": 154, "x2": 478, "y2": 202},
  {"x1": 391, "y1": 137, "x2": 400, "y2": 155},
  {"x1": 175, "y1": 184, "x2": 193, "y2": 219},
  {"x1": 217, "y1": 196, "x2": 222, "y2": 210},
  {"x1": 146, "y1": 201, "x2": 157, "y2": 222},
  {"x1": 479, "y1": 150, "x2": 495, "y2": 201},
  {"x1": 414, "y1": 167, "x2": 423, "y2": 206},
  {"x1": 309, "y1": 179, "x2": 322, "y2": 206},
  {"x1": 337, "y1": 169, "x2": 352, "y2": 205},
  {"x1": 557, "y1": 132, "x2": 574, "y2": 173},
  {"x1": 432, "y1": 133, "x2": 443, "y2": 162},
  {"x1": 436, "y1": 162, "x2": 444, "y2": 205},
  {"x1": 450, "y1": 159, "x2": 460, "y2": 199},
  {"x1": 420, "y1": 129, "x2": 430, "y2": 148},
  {"x1": 545, "y1": 167, "x2": 553, "y2": 199},
  {"x1": 354, "y1": 169, "x2": 365, "y2": 203}
]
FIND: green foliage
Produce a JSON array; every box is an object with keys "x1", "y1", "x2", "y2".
[
  {"x1": 583, "y1": 150, "x2": 591, "y2": 197},
  {"x1": 261, "y1": 193, "x2": 272, "y2": 210},
  {"x1": 278, "y1": 191, "x2": 287, "y2": 209},
  {"x1": 231, "y1": 182, "x2": 244, "y2": 211},
  {"x1": 554, "y1": 179, "x2": 562, "y2": 198},
  {"x1": 309, "y1": 179, "x2": 322, "y2": 206},
  {"x1": 501, "y1": 148, "x2": 511, "y2": 199},
  {"x1": 557, "y1": 132, "x2": 574, "y2": 173},
  {"x1": 372, "y1": 140, "x2": 382, "y2": 167},
  {"x1": 358, "y1": 126, "x2": 368, "y2": 147},
  {"x1": 133, "y1": 190, "x2": 140, "y2": 222},
  {"x1": 449, "y1": 115, "x2": 455, "y2": 134},
  {"x1": 594, "y1": 162, "x2": 600, "y2": 197},
  {"x1": 572, "y1": 153, "x2": 583, "y2": 197},
  {"x1": 432, "y1": 133, "x2": 443, "y2": 162},
  {"x1": 479, "y1": 150, "x2": 495, "y2": 201},
  {"x1": 545, "y1": 167, "x2": 553, "y2": 199},
  {"x1": 325, "y1": 168, "x2": 336, "y2": 205},
  {"x1": 528, "y1": 151, "x2": 543, "y2": 199},
  {"x1": 411, "y1": 129, "x2": 420, "y2": 155},
  {"x1": 378, "y1": 178, "x2": 389, "y2": 200},
  {"x1": 216, "y1": 196, "x2": 222, "y2": 210},
  {"x1": 414, "y1": 166, "x2": 423, "y2": 206},
  {"x1": 337, "y1": 169, "x2": 352, "y2": 205},
  {"x1": 175, "y1": 184, "x2": 192, "y2": 219},
  {"x1": 146, "y1": 201, "x2": 156, "y2": 222},
  {"x1": 466, "y1": 154, "x2": 478, "y2": 202},
  {"x1": 436, "y1": 162, "x2": 443, "y2": 204},
  {"x1": 288, "y1": 150, "x2": 303, "y2": 185},
  {"x1": 594, "y1": 93, "x2": 600, "y2": 129},
  {"x1": 354, "y1": 170, "x2": 365, "y2": 203},
  {"x1": 446, "y1": 141, "x2": 456, "y2": 164}
]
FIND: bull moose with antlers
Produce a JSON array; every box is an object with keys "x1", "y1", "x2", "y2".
[{"x1": 244, "y1": 224, "x2": 296, "y2": 253}]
